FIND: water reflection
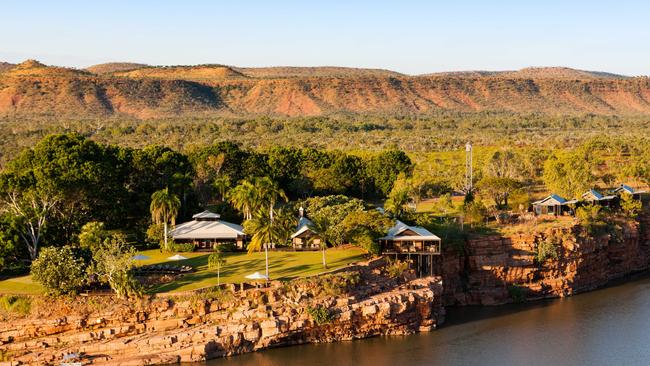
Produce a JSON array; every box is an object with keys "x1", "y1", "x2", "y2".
[{"x1": 204, "y1": 273, "x2": 650, "y2": 366}]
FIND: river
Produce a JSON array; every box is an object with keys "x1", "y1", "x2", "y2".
[{"x1": 206, "y1": 273, "x2": 650, "y2": 366}]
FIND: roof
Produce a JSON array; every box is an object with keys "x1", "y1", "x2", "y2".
[
  {"x1": 291, "y1": 217, "x2": 316, "y2": 239},
  {"x1": 612, "y1": 184, "x2": 644, "y2": 195},
  {"x1": 582, "y1": 189, "x2": 604, "y2": 200},
  {"x1": 379, "y1": 220, "x2": 441, "y2": 242},
  {"x1": 532, "y1": 194, "x2": 568, "y2": 206},
  {"x1": 192, "y1": 210, "x2": 221, "y2": 220},
  {"x1": 169, "y1": 219, "x2": 244, "y2": 240}
]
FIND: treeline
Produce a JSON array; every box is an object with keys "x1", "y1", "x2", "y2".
[
  {"x1": 1, "y1": 112, "x2": 650, "y2": 166},
  {"x1": 0, "y1": 133, "x2": 412, "y2": 270}
]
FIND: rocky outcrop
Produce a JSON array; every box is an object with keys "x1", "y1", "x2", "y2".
[
  {"x1": 442, "y1": 215, "x2": 650, "y2": 305},
  {"x1": 0, "y1": 261, "x2": 443, "y2": 365}
]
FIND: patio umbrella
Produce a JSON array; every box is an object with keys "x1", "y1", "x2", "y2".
[
  {"x1": 131, "y1": 254, "x2": 150, "y2": 261},
  {"x1": 245, "y1": 272, "x2": 269, "y2": 281},
  {"x1": 167, "y1": 254, "x2": 188, "y2": 261}
]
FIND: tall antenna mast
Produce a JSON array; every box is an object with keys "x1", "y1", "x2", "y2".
[{"x1": 465, "y1": 142, "x2": 473, "y2": 193}]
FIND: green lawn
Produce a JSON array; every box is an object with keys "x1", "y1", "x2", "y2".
[
  {"x1": 144, "y1": 247, "x2": 366, "y2": 293},
  {"x1": 0, "y1": 247, "x2": 366, "y2": 295},
  {"x1": 0, "y1": 275, "x2": 43, "y2": 295}
]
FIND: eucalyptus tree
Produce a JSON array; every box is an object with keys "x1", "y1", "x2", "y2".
[
  {"x1": 208, "y1": 249, "x2": 227, "y2": 286},
  {"x1": 150, "y1": 188, "x2": 181, "y2": 251}
]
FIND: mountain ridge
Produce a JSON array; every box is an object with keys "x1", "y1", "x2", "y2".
[{"x1": 1, "y1": 60, "x2": 649, "y2": 119}]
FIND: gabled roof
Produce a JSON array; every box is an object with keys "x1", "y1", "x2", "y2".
[
  {"x1": 582, "y1": 189, "x2": 603, "y2": 200},
  {"x1": 291, "y1": 217, "x2": 317, "y2": 239},
  {"x1": 532, "y1": 194, "x2": 567, "y2": 206},
  {"x1": 170, "y1": 218, "x2": 244, "y2": 240},
  {"x1": 379, "y1": 221, "x2": 441, "y2": 242},
  {"x1": 192, "y1": 210, "x2": 221, "y2": 219},
  {"x1": 612, "y1": 184, "x2": 643, "y2": 195}
]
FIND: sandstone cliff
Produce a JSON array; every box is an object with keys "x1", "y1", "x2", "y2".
[
  {"x1": 0, "y1": 260, "x2": 443, "y2": 365},
  {"x1": 441, "y1": 215, "x2": 650, "y2": 306}
]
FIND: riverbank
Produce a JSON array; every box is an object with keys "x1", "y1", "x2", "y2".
[{"x1": 0, "y1": 260, "x2": 444, "y2": 365}]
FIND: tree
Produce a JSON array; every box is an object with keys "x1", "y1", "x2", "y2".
[
  {"x1": 543, "y1": 152, "x2": 595, "y2": 199},
  {"x1": 1, "y1": 189, "x2": 57, "y2": 260},
  {"x1": 208, "y1": 250, "x2": 226, "y2": 285},
  {"x1": 484, "y1": 150, "x2": 525, "y2": 180},
  {"x1": 78, "y1": 221, "x2": 109, "y2": 252},
  {"x1": 91, "y1": 234, "x2": 142, "y2": 299},
  {"x1": 477, "y1": 177, "x2": 522, "y2": 209},
  {"x1": 212, "y1": 175, "x2": 231, "y2": 202},
  {"x1": 253, "y1": 177, "x2": 287, "y2": 222},
  {"x1": 243, "y1": 211, "x2": 284, "y2": 278},
  {"x1": 385, "y1": 186, "x2": 410, "y2": 219},
  {"x1": 576, "y1": 204, "x2": 606, "y2": 234},
  {"x1": 31, "y1": 246, "x2": 86, "y2": 295},
  {"x1": 150, "y1": 188, "x2": 181, "y2": 251},
  {"x1": 620, "y1": 193, "x2": 642, "y2": 218},
  {"x1": 367, "y1": 150, "x2": 413, "y2": 197},
  {"x1": 339, "y1": 210, "x2": 393, "y2": 255},
  {"x1": 228, "y1": 180, "x2": 258, "y2": 220}
]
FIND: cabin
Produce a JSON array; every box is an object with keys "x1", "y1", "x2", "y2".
[
  {"x1": 532, "y1": 194, "x2": 578, "y2": 216},
  {"x1": 581, "y1": 189, "x2": 617, "y2": 207},
  {"x1": 290, "y1": 207, "x2": 321, "y2": 251},
  {"x1": 379, "y1": 220, "x2": 441, "y2": 254},
  {"x1": 169, "y1": 210, "x2": 246, "y2": 250},
  {"x1": 612, "y1": 184, "x2": 645, "y2": 200},
  {"x1": 379, "y1": 220, "x2": 442, "y2": 277}
]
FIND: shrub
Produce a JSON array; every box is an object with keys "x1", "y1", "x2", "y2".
[
  {"x1": 621, "y1": 194, "x2": 642, "y2": 218},
  {"x1": 508, "y1": 285, "x2": 526, "y2": 303},
  {"x1": 169, "y1": 242, "x2": 195, "y2": 252},
  {"x1": 91, "y1": 234, "x2": 142, "y2": 299},
  {"x1": 576, "y1": 204, "x2": 606, "y2": 234},
  {"x1": 31, "y1": 246, "x2": 87, "y2": 296},
  {"x1": 78, "y1": 221, "x2": 108, "y2": 252},
  {"x1": 536, "y1": 238, "x2": 559, "y2": 264},
  {"x1": 386, "y1": 258, "x2": 409, "y2": 279},
  {"x1": 146, "y1": 223, "x2": 164, "y2": 247},
  {"x1": 0, "y1": 295, "x2": 31, "y2": 316},
  {"x1": 307, "y1": 305, "x2": 332, "y2": 325}
]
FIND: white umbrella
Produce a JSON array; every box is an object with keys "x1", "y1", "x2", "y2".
[
  {"x1": 131, "y1": 254, "x2": 150, "y2": 261},
  {"x1": 167, "y1": 254, "x2": 188, "y2": 261},
  {"x1": 245, "y1": 272, "x2": 269, "y2": 281}
]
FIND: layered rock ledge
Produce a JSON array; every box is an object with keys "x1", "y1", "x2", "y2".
[{"x1": 0, "y1": 261, "x2": 444, "y2": 365}]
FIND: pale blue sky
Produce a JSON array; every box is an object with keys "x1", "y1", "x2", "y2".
[{"x1": 1, "y1": 0, "x2": 649, "y2": 75}]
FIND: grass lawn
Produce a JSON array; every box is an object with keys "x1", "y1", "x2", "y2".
[
  {"x1": 0, "y1": 275, "x2": 43, "y2": 295},
  {"x1": 0, "y1": 247, "x2": 366, "y2": 295},
  {"x1": 143, "y1": 247, "x2": 366, "y2": 293}
]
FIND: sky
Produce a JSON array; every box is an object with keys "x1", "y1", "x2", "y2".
[{"x1": 1, "y1": 0, "x2": 649, "y2": 76}]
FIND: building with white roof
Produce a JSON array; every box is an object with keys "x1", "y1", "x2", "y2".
[
  {"x1": 290, "y1": 207, "x2": 322, "y2": 250},
  {"x1": 378, "y1": 220, "x2": 441, "y2": 254},
  {"x1": 169, "y1": 210, "x2": 246, "y2": 250}
]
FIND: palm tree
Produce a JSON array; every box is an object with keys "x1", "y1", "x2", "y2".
[
  {"x1": 308, "y1": 219, "x2": 330, "y2": 269},
  {"x1": 150, "y1": 188, "x2": 181, "y2": 251},
  {"x1": 208, "y1": 249, "x2": 227, "y2": 286},
  {"x1": 213, "y1": 176, "x2": 231, "y2": 202},
  {"x1": 243, "y1": 211, "x2": 284, "y2": 278},
  {"x1": 253, "y1": 177, "x2": 288, "y2": 222},
  {"x1": 228, "y1": 180, "x2": 257, "y2": 220}
]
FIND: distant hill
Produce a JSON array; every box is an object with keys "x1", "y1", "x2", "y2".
[
  {"x1": 1, "y1": 60, "x2": 649, "y2": 119},
  {"x1": 425, "y1": 67, "x2": 628, "y2": 79},
  {"x1": 234, "y1": 66, "x2": 404, "y2": 78},
  {"x1": 112, "y1": 64, "x2": 247, "y2": 80},
  {"x1": 0, "y1": 62, "x2": 15, "y2": 73},
  {"x1": 85, "y1": 62, "x2": 149, "y2": 74},
  {"x1": 1, "y1": 59, "x2": 90, "y2": 77}
]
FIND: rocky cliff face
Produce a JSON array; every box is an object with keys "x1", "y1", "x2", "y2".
[
  {"x1": 0, "y1": 261, "x2": 443, "y2": 365},
  {"x1": 442, "y1": 215, "x2": 650, "y2": 306},
  {"x1": 2, "y1": 71, "x2": 650, "y2": 118}
]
